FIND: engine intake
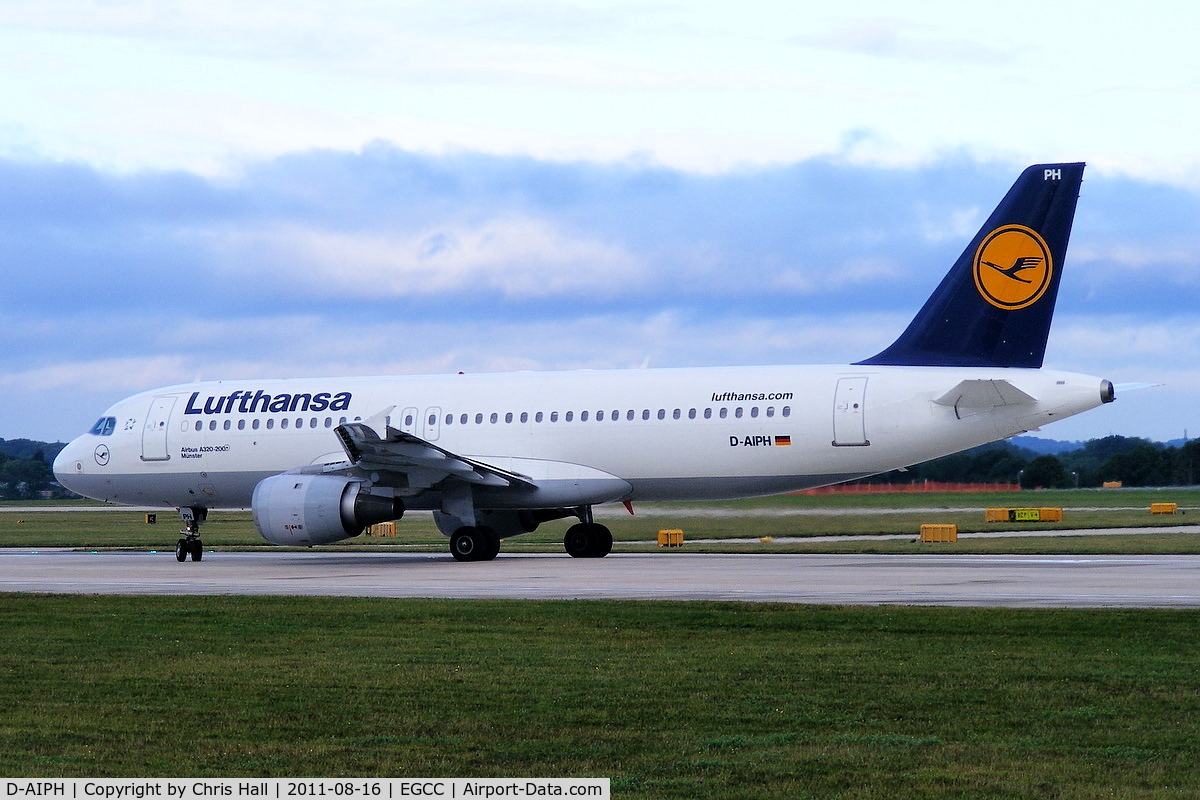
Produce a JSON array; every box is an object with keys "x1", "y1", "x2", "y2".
[{"x1": 252, "y1": 474, "x2": 403, "y2": 546}]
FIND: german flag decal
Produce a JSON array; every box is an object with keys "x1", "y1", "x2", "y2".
[{"x1": 774, "y1": 435, "x2": 792, "y2": 446}]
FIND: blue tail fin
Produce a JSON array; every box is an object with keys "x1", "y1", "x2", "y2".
[{"x1": 857, "y1": 163, "x2": 1084, "y2": 368}]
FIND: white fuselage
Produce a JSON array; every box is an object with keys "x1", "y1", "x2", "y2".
[{"x1": 54, "y1": 363, "x2": 1109, "y2": 511}]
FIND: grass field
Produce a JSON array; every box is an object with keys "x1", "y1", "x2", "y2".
[
  {"x1": 3, "y1": 491, "x2": 1199, "y2": 796},
  {"x1": 2, "y1": 596, "x2": 1199, "y2": 798}
]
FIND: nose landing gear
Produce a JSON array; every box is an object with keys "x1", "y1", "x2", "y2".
[{"x1": 175, "y1": 506, "x2": 207, "y2": 562}]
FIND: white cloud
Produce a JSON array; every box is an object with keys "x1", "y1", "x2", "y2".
[
  {"x1": 211, "y1": 217, "x2": 644, "y2": 299},
  {"x1": 0, "y1": 356, "x2": 194, "y2": 395},
  {"x1": 792, "y1": 17, "x2": 1009, "y2": 64}
]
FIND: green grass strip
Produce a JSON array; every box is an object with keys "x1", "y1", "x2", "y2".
[{"x1": 3, "y1": 596, "x2": 1199, "y2": 798}]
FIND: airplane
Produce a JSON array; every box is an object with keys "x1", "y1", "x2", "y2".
[{"x1": 53, "y1": 162, "x2": 1116, "y2": 563}]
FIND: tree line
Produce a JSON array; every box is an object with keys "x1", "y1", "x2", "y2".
[
  {"x1": 0, "y1": 439, "x2": 67, "y2": 500},
  {"x1": 877, "y1": 435, "x2": 1200, "y2": 489}
]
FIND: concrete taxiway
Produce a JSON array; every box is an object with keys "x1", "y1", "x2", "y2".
[{"x1": 2, "y1": 549, "x2": 1200, "y2": 607}]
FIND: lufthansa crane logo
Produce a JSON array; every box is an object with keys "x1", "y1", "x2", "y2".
[{"x1": 973, "y1": 225, "x2": 1053, "y2": 310}]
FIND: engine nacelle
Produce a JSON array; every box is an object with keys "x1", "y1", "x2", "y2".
[{"x1": 252, "y1": 474, "x2": 403, "y2": 546}]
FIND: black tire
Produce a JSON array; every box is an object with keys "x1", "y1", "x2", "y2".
[
  {"x1": 480, "y1": 526, "x2": 501, "y2": 561},
  {"x1": 175, "y1": 540, "x2": 188, "y2": 562},
  {"x1": 564, "y1": 523, "x2": 591, "y2": 558},
  {"x1": 450, "y1": 526, "x2": 485, "y2": 562},
  {"x1": 565, "y1": 523, "x2": 613, "y2": 558},
  {"x1": 190, "y1": 539, "x2": 203, "y2": 562},
  {"x1": 589, "y1": 524, "x2": 613, "y2": 558}
]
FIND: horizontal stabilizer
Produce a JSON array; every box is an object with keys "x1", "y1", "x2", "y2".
[{"x1": 934, "y1": 379, "x2": 1035, "y2": 418}]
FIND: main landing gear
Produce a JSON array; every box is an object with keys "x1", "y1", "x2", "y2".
[
  {"x1": 449, "y1": 526, "x2": 501, "y2": 562},
  {"x1": 440, "y1": 506, "x2": 614, "y2": 562},
  {"x1": 175, "y1": 507, "x2": 206, "y2": 562},
  {"x1": 563, "y1": 521, "x2": 613, "y2": 559}
]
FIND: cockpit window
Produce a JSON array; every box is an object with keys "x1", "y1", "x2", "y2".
[{"x1": 89, "y1": 417, "x2": 116, "y2": 436}]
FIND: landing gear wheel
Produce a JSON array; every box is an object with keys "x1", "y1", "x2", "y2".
[
  {"x1": 564, "y1": 522, "x2": 613, "y2": 558},
  {"x1": 175, "y1": 507, "x2": 207, "y2": 563},
  {"x1": 590, "y1": 524, "x2": 613, "y2": 558},
  {"x1": 451, "y1": 526, "x2": 490, "y2": 562},
  {"x1": 480, "y1": 526, "x2": 501, "y2": 561},
  {"x1": 176, "y1": 537, "x2": 204, "y2": 561}
]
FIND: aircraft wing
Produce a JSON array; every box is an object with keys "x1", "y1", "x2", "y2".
[
  {"x1": 335, "y1": 422, "x2": 535, "y2": 491},
  {"x1": 934, "y1": 379, "x2": 1036, "y2": 419}
]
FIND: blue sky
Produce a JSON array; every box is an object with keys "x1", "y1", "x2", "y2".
[{"x1": 2, "y1": 1, "x2": 1198, "y2": 444}]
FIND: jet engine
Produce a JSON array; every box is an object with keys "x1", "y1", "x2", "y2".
[{"x1": 252, "y1": 474, "x2": 403, "y2": 546}]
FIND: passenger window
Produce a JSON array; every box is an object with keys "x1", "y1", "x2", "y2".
[
  {"x1": 195, "y1": 421, "x2": 202, "y2": 432},
  {"x1": 237, "y1": 419, "x2": 246, "y2": 430},
  {"x1": 782, "y1": 406, "x2": 791, "y2": 417},
  {"x1": 673, "y1": 409, "x2": 681, "y2": 420},
  {"x1": 688, "y1": 408, "x2": 697, "y2": 419},
  {"x1": 476, "y1": 413, "x2": 484, "y2": 424},
  {"x1": 460, "y1": 414, "x2": 468, "y2": 425},
  {"x1": 626, "y1": 410, "x2": 634, "y2": 421},
  {"x1": 267, "y1": 419, "x2": 275, "y2": 430},
  {"x1": 224, "y1": 420, "x2": 232, "y2": 431},
  {"x1": 566, "y1": 411, "x2": 574, "y2": 422},
  {"x1": 581, "y1": 411, "x2": 589, "y2": 422},
  {"x1": 310, "y1": 418, "x2": 318, "y2": 429},
  {"x1": 505, "y1": 412, "x2": 513, "y2": 423},
  {"x1": 551, "y1": 411, "x2": 559, "y2": 422},
  {"x1": 281, "y1": 419, "x2": 289, "y2": 430},
  {"x1": 490, "y1": 413, "x2": 499, "y2": 424},
  {"x1": 719, "y1": 408, "x2": 728, "y2": 419},
  {"x1": 642, "y1": 409, "x2": 650, "y2": 421},
  {"x1": 535, "y1": 411, "x2": 544, "y2": 423},
  {"x1": 657, "y1": 409, "x2": 666, "y2": 420},
  {"x1": 597, "y1": 410, "x2": 605, "y2": 421},
  {"x1": 253, "y1": 419, "x2": 261, "y2": 430},
  {"x1": 735, "y1": 407, "x2": 743, "y2": 418},
  {"x1": 750, "y1": 407, "x2": 759, "y2": 418},
  {"x1": 521, "y1": 412, "x2": 529, "y2": 423},
  {"x1": 704, "y1": 408, "x2": 712, "y2": 419},
  {"x1": 766, "y1": 407, "x2": 775, "y2": 418},
  {"x1": 325, "y1": 417, "x2": 332, "y2": 428}
]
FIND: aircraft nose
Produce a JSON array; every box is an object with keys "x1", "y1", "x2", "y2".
[{"x1": 52, "y1": 437, "x2": 89, "y2": 494}]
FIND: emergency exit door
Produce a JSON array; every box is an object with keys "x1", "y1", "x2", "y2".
[{"x1": 832, "y1": 377, "x2": 869, "y2": 447}]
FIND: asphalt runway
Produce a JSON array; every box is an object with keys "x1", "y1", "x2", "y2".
[{"x1": 3, "y1": 548, "x2": 1200, "y2": 607}]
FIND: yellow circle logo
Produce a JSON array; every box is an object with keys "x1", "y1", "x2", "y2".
[{"x1": 973, "y1": 225, "x2": 1053, "y2": 310}]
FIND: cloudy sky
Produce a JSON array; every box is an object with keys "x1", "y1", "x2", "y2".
[{"x1": 2, "y1": 1, "x2": 1198, "y2": 444}]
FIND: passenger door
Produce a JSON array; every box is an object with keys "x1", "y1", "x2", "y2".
[{"x1": 141, "y1": 396, "x2": 176, "y2": 461}]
